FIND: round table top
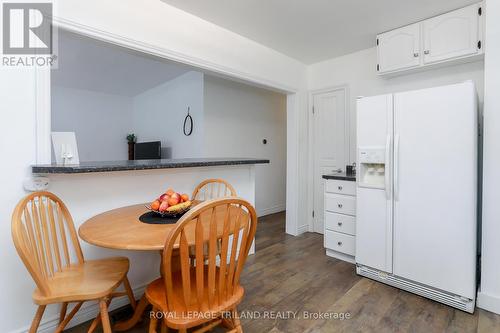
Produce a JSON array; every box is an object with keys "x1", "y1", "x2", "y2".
[{"x1": 79, "y1": 202, "x2": 247, "y2": 251}]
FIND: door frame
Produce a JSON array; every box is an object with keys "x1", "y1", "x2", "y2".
[{"x1": 307, "y1": 85, "x2": 350, "y2": 232}]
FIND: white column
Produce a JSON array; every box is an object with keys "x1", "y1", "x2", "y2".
[
  {"x1": 286, "y1": 93, "x2": 300, "y2": 235},
  {"x1": 478, "y1": 0, "x2": 500, "y2": 314}
]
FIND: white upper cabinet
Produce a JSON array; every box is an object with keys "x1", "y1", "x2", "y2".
[
  {"x1": 377, "y1": 2, "x2": 483, "y2": 75},
  {"x1": 377, "y1": 23, "x2": 420, "y2": 73},
  {"x1": 423, "y1": 4, "x2": 480, "y2": 64}
]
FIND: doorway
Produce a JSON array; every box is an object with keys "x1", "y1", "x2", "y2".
[{"x1": 312, "y1": 87, "x2": 349, "y2": 233}]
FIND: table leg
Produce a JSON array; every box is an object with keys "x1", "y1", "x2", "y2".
[
  {"x1": 113, "y1": 294, "x2": 149, "y2": 331},
  {"x1": 114, "y1": 250, "x2": 181, "y2": 331}
]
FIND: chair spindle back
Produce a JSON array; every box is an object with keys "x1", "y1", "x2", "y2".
[
  {"x1": 162, "y1": 197, "x2": 257, "y2": 313},
  {"x1": 191, "y1": 179, "x2": 237, "y2": 201},
  {"x1": 11, "y1": 191, "x2": 84, "y2": 296}
]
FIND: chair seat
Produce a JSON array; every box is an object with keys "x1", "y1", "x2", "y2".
[
  {"x1": 33, "y1": 257, "x2": 129, "y2": 305},
  {"x1": 145, "y1": 267, "x2": 244, "y2": 329}
]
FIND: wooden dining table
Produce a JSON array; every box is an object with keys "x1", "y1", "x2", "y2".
[{"x1": 78, "y1": 201, "x2": 247, "y2": 331}]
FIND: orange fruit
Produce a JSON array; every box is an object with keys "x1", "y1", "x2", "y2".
[{"x1": 151, "y1": 200, "x2": 160, "y2": 211}]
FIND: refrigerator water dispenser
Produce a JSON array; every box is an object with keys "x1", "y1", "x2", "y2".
[{"x1": 358, "y1": 147, "x2": 386, "y2": 188}]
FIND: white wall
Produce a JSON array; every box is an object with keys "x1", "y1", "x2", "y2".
[
  {"x1": 0, "y1": 68, "x2": 39, "y2": 333},
  {"x1": 203, "y1": 75, "x2": 287, "y2": 216},
  {"x1": 51, "y1": 86, "x2": 133, "y2": 161},
  {"x1": 477, "y1": 0, "x2": 500, "y2": 314},
  {"x1": 132, "y1": 71, "x2": 204, "y2": 158},
  {"x1": 308, "y1": 47, "x2": 485, "y2": 163}
]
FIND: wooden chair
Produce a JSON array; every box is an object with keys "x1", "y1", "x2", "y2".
[
  {"x1": 190, "y1": 179, "x2": 237, "y2": 262},
  {"x1": 192, "y1": 179, "x2": 237, "y2": 201},
  {"x1": 11, "y1": 191, "x2": 137, "y2": 333},
  {"x1": 146, "y1": 197, "x2": 258, "y2": 333}
]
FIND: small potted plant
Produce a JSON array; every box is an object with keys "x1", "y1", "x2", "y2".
[{"x1": 126, "y1": 134, "x2": 137, "y2": 160}]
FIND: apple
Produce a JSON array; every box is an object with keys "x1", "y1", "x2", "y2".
[
  {"x1": 159, "y1": 201, "x2": 169, "y2": 212},
  {"x1": 168, "y1": 196, "x2": 180, "y2": 206},
  {"x1": 171, "y1": 192, "x2": 180, "y2": 200},
  {"x1": 151, "y1": 200, "x2": 160, "y2": 211},
  {"x1": 165, "y1": 188, "x2": 175, "y2": 196},
  {"x1": 159, "y1": 193, "x2": 169, "y2": 202},
  {"x1": 180, "y1": 194, "x2": 189, "y2": 202}
]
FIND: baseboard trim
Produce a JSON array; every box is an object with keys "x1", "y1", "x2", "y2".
[
  {"x1": 477, "y1": 290, "x2": 500, "y2": 314},
  {"x1": 297, "y1": 224, "x2": 309, "y2": 235},
  {"x1": 325, "y1": 249, "x2": 355, "y2": 264},
  {"x1": 257, "y1": 204, "x2": 286, "y2": 217},
  {"x1": 10, "y1": 284, "x2": 147, "y2": 333}
]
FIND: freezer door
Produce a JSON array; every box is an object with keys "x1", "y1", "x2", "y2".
[
  {"x1": 355, "y1": 94, "x2": 393, "y2": 272},
  {"x1": 393, "y1": 82, "x2": 477, "y2": 299}
]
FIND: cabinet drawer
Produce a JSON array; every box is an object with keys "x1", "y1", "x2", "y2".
[
  {"x1": 325, "y1": 193, "x2": 356, "y2": 215},
  {"x1": 325, "y1": 179, "x2": 356, "y2": 196},
  {"x1": 325, "y1": 212, "x2": 356, "y2": 235},
  {"x1": 325, "y1": 230, "x2": 356, "y2": 256}
]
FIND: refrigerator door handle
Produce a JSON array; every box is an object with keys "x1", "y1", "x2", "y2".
[
  {"x1": 394, "y1": 134, "x2": 400, "y2": 201},
  {"x1": 385, "y1": 134, "x2": 391, "y2": 200}
]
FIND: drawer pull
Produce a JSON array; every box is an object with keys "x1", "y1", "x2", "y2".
[
  {"x1": 337, "y1": 203, "x2": 343, "y2": 208},
  {"x1": 338, "y1": 186, "x2": 343, "y2": 190},
  {"x1": 338, "y1": 222, "x2": 343, "y2": 226},
  {"x1": 337, "y1": 241, "x2": 343, "y2": 246}
]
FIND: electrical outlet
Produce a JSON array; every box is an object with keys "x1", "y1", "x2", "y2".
[{"x1": 23, "y1": 177, "x2": 50, "y2": 192}]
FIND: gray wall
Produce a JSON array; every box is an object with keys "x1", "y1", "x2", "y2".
[
  {"x1": 203, "y1": 75, "x2": 287, "y2": 216},
  {"x1": 51, "y1": 86, "x2": 133, "y2": 161}
]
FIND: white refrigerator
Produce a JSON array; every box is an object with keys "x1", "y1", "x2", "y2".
[{"x1": 355, "y1": 81, "x2": 478, "y2": 312}]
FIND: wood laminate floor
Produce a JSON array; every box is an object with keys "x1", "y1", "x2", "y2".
[{"x1": 68, "y1": 212, "x2": 500, "y2": 332}]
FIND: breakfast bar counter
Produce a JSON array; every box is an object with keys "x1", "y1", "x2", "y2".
[{"x1": 32, "y1": 157, "x2": 269, "y2": 174}]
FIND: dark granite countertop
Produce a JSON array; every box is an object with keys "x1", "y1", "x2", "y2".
[
  {"x1": 322, "y1": 172, "x2": 356, "y2": 182},
  {"x1": 32, "y1": 158, "x2": 270, "y2": 174}
]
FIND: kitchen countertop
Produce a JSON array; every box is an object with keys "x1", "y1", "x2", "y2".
[
  {"x1": 322, "y1": 172, "x2": 356, "y2": 182},
  {"x1": 32, "y1": 158, "x2": 270, "y2": 174}
]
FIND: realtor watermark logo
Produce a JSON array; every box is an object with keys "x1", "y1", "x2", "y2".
[{"x1": 1, "y1": 0, "x2": 57, "y2": 67}]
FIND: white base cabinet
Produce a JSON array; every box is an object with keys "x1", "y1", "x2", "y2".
[{"x1": 324, "y1": 178, "x2": 356, "y2": 263}]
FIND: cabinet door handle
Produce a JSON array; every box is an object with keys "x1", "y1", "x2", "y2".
[
  {"x1": 338, "y1": 222, "x2": 343, "y2": 226},
  {"x1": 337, "y1": 241, "x2": 343, "y2": 246},
  {"x1": 424, "y1": 50, "x2": 430, "y2": 55},
  {"x1": 338, "y1": 186, "x2": 343, "y2": 190},
  {"x1": 337, "y1": 203, "x2": 343, "y2": 208},
  {"x1": 413, "y1": 52, "x2": 419, "y2": 57}
]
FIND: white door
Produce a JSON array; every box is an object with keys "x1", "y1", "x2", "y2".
[
  {"x1": 355, "y1": 94, "x2": 393, "y2": 273},
  {"x1": 392, "y1": 82, "x2": 477, "y2": 299},
  {"x1": 377, "y1": 23, "x2": 421, "y2": 73},
  {"x1": 313, "y1": 89, "x2": 347, "y2": 233},
  {"x1": 423, "y1": 4, "x2": 479, "y2": 64}
]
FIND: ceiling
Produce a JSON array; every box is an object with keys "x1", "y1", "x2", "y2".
[
  {"x1": 52, "y1": 31, "x2": 191, "y2": 96},
  {"x1": 162, "y1": 0, "x2": 479, "y2": 64}
]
